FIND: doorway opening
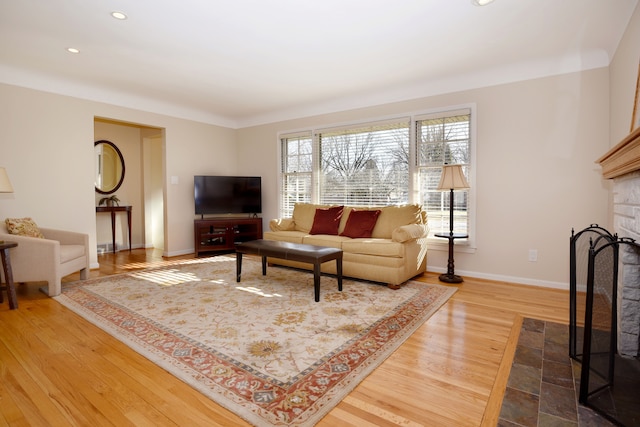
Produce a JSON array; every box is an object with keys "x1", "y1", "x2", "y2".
[{"x1": 94, "y1": 117, "x2": 165, "y2": 254}]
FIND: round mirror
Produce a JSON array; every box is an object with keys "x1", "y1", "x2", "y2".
[{"x1": 94, "y1": 140, "x2": 125, "y2": 194}]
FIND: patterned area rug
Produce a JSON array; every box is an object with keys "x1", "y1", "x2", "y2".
[{"x1": 54, "y1": 256, "x2": 456, "y2": 426}]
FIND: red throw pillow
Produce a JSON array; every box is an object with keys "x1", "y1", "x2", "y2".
[
  {"x1": 340, "y1": 209, "x2": 381, "y2": 238},
  {"x1": 309, "y1": 206, "x2": 344, "y2": 235}
]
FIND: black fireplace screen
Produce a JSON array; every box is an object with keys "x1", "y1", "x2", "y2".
[
  {"x1": 571, "y1": 226, "x2": 640, "y2": 426},
  {"x1": 569, "y1": 224, "x2": 615, "y2": 362}
]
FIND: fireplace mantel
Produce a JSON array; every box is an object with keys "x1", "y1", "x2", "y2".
[{"x1": 597, "y1": 127, "x2": 640, "y2": 178}]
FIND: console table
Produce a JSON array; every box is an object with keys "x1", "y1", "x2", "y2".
[
  {"x1": 96, "y1": 205, "x2": 132, "y2": 253},
  {"x1": 194, "y1": 217, "x2": 262, "y2": 256}
]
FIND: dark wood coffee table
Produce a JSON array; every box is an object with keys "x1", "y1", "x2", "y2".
[{"x1": 235, "y1": 239, "x2": 343, "y2": 302}]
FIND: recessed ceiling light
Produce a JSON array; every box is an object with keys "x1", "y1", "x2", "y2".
[
  {"x1": 472, "y1": 0, "x2": 495, "y2": 5},
  {"x1": 66, "y1": 47, "x2": 80, "y2": 54},
  {"x1": 111, "y1": 11, "x2": 127, "y2": 20}
]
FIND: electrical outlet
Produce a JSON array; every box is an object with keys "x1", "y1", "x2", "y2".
[{"x1": 528, "y1": 249, "x2": 538, "y2": 262}]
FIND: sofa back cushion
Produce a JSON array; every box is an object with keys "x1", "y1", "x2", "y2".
[
  {"x1": 292, "y1": 203, "x2": 330, "y2": 233},
  {"x1": 371, "y1": 204, "x2": 424, "y2": 238},
  {"x1": 293, "y1": 203, "x2": 424, "y2": 238}
]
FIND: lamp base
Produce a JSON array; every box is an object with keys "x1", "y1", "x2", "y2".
[{"x1": 438, "y1": 273, "x2": 464, "y2": 284}]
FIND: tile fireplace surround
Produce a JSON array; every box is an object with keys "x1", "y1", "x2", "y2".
[{"x1": 597, "y1": 126, "x2": 640, "y2": 356}]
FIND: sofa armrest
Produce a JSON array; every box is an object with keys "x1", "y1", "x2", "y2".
[
  {"x1": 0, "y1": 231, "x2": 59, "y2": 265},
  {"x1": 269, "y1": 218, "x2": 295, "y2": 232},
  {"x1": 39, "y1": 227, "x2": 88, "y2": 246},
  {"x1": 392, "y1": 224, "x2": 428, "y2": 243}
]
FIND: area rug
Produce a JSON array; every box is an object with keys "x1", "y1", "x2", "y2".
[{"x1": 54, "y1": 256, "x2": 456, "y2": 426}]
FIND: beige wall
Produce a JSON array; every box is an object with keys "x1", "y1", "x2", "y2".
[
  {"x1": 610, "y1": 3, "x2": 640, "y2": 145},
  {"x1": 238, "y1": 69, "x2": 612, "y2": 288},
  {"x1": 0, "y1": 83, "x2": 237, "y2": 267}
]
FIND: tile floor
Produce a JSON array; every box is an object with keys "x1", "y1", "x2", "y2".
[{"x1": 498, "y1": 318, "x2": 616, "y2": 426}]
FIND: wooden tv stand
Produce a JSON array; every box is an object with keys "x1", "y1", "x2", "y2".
[{"x1": 194, "y1": 217, "x2": 262, "y2": 256}]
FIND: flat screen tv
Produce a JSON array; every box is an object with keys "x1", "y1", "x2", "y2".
[{"x1": 194, "y1": 175, "x2": 262, "y2": 216}]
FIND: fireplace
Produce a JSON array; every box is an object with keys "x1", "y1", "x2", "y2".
[
  {"x1": 598, "y1": 126, "x2": 640, "y2": 357},
  {"x1": 573, "y1": 131, "x2": 640, "y2": 425}
]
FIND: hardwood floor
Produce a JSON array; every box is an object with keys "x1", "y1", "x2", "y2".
[{"x1": 0, "y1": 249, "x2": 569, "y2": 426}]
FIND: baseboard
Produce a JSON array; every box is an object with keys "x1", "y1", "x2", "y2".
[
  {"x1": 427, "y1": 266, "x2": 568, "y2": 290},
  {"x1": 163, "y1": 248, "x2": 196, "y2": 258}
]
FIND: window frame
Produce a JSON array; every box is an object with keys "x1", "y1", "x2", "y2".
[
  {"x1": 278, "y1": 131, "x2": 313, "y2": 218},
  {"x1": 415, "y1": 107, "x2": 473, "y2": 244},
  {"x1": 277, "y1": 104, "x2": 477, "y2": 250}
]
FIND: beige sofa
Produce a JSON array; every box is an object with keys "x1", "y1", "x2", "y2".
[
  {"x1": 264, "y1": 203, "x2": 428, "y2": 287},
  {"x1": 0, "y1": 223, "x2": 90, "y2": 297}
]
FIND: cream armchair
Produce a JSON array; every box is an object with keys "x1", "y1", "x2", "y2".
[{"x1": 0, "y1": 223, "x2": 90, "y2": 296}]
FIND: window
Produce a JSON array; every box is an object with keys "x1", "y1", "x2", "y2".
[
  {"x1": 279, "y1": 107, "x2": 472, "y2": 241},
  {"x1": 316, "y1": 120, "x2": 410, "y2": 207},
  {"x1": 416, "y1": 109, "x2": 471, "y2": 237},
  {"x1": 280, "y1": 132, "x2": 312, "y2": 218}
]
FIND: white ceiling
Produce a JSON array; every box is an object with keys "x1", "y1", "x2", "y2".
[{"x1": 0, "y1": 0, "x2": 637, "y2": 128}]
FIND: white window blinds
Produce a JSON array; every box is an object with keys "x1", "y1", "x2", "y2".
[
  {"x1": 280, "y1": 132, "x2": 313, "y2": 218},
  {"x1": 416, "y1": 109, "x2": 471, "y2": 236},
  {"x1": 315, "y1": 119, "x2": 410, "y2": 206}
]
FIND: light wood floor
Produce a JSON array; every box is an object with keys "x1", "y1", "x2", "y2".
[{"x1": 0, "y1": 249, "x2": 569, "y2": 426}]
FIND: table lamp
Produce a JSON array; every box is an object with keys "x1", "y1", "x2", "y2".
[
  {"x1": 436, "y1": 164, "x2": 469, "y2": 283},
  {"x1": 0, "y1": 168, "x2": 13, "y2": 194}
]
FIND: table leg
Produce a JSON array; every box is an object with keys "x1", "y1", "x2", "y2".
[
  {"x1": 236, "y1": 253, "x2": 242, "y2": 282},
  {"x1": 127, "y1": 209, "x2": 132, "y2": 251},
  {"x1": 336, "y1": 257, "x2": 343, "y2": 292},
  {"x1": 439, "y1": 237, "x2": 463, "y2": 283},
  {"x1": 313, "y1": 262, "x2": 321, "y2": 302},
  {"x1": 110, "y1": 211, "x2": 117, "y2": 253},
  {"x1": 1, "y1": 249, "x2": 18, "y2": 309},
  {"x1": 261, "y1": 256, "x2": 267, "y2": 276}
]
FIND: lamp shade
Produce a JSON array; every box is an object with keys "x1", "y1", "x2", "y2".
[
  {"x1": 0, "y1": 167, "x2": 13, "y2": 193},
  {"x1": 437, "y1": 164, "x2": 469, "y2": 191}
]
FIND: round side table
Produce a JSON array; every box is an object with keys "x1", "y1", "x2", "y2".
[{"x1": 434, "y1": 232, "x2": 468, "y2": 283}]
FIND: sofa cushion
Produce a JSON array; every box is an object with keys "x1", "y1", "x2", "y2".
[
  {"x1": 342, "y1": 238, "x2": 405, "y2": 257},
  {"x1": 263, "y1": 230, "x2": 307, "y2": 244},
  {"x1": 5, "y1": 217, "x2": 45, "y2": 238},
  {"x1": 344, "y1": 251, "x2": 406, "y2": 268},
  {"x1": 309, "y1": 206, "x2": 344, "y2": 235},
  {"x1": 60, "y1": 244, "x2": 86, "y2": 263},
  {"x1": 340, "y1": 209, "x2": 381, "y2": 238},
  {"x1": 302, "y1": 235, "x2": 349, "y2": 248}
]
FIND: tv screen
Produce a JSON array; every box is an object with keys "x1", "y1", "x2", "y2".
[{"x1": 194, "y1": 176, "x2": 262, "y2": 215}]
